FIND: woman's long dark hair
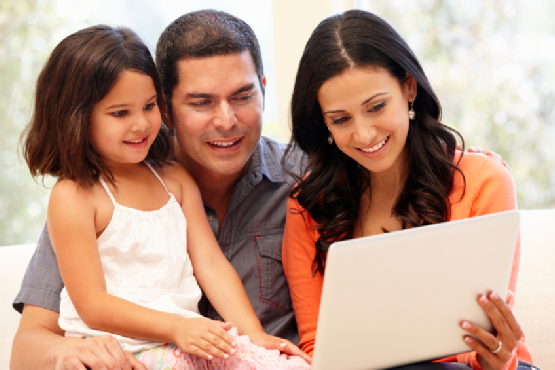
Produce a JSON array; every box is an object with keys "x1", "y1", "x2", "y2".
[{"x1": 284, "y1": 10, "x2": 465, "y2": 275}]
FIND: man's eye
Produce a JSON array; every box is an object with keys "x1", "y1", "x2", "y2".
[
  {"x1": 235, "y1": 94, "x2": 252, "y2": 102},
  {"x1": 191, "y1": 100, "x2": 211, "y2": 107},
  {"x1": 111, "y1": 110, "x2": 128, "y2": 118}
]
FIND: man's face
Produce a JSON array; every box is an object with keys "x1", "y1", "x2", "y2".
[{"x1": 169, "y1": 51, "x2": 265, "y2": 178}]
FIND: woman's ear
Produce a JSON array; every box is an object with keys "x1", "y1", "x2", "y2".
[{"x1": 404, "y1": 73, "x2": 418, "y2": 102}]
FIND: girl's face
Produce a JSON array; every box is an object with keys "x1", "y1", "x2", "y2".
[
  {"x1": 318, "y1": 67, "x2": 417, "y2": 177},
  {"x1": 90, "y1": 70, "x2": 161, "y2": 169}
]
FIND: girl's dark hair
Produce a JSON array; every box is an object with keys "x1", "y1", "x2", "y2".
[
  {"x1": 284, "y1": 10, "x2": 465, "y2": 275},
  {"x1": 21, "y1": 25, "x2": 172, "y2": 188}
]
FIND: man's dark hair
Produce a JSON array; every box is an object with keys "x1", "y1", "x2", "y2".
[{"x1": 155, "y1": 9, "x2": 264, "y2": 122}]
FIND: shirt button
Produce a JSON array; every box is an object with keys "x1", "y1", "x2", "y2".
[{"x1": 207, "y1": 215, "x2": 213, "y2": 221}]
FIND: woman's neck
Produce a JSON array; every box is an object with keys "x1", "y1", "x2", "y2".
[{"x1": 356, "y1": 149, "x2": 409, "y2": 237}]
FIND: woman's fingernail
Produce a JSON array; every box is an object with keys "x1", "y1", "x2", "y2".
[
  {"x1": 462, "y1": 321, "x2": 471, "y2": 330},
  {"x1": 280, "y1": 343, "x2": 286, "y2": 347},
  {"x1": 232, "y1": 341, "x2": 237, "y2": 346},
  {"x1": 490, "y1": 291, "x2": 498, "y2": 300},
  {"x1": 224, "y1": 354, "x2": 229, "y2": 359},
  {"x1": 208, "y1": 354, "x2": 213, "y2": 360},
  {"x1": 464, "y1": 336, "x2": 473, "y2": 344},
  {"x1": 230, "y1": 348, "x2": 235, "y2": 354},
  {"x1": 480, "y1": 295, "x2": 488, "y2": 304}
]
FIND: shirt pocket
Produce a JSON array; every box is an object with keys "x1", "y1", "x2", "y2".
[{"x1": 254, "y1": 233, "x2": 293, "y2": 312}]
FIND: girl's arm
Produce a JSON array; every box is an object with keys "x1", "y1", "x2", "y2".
[
  {"x1": 174, "y1": 166, "x2": 311, "y2": 363},
  {"x1": 47, "y1": 180, "x2": 235, "y2": 361}
]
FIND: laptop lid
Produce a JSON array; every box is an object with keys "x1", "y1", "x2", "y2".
[{"x1": 311, "y1": 210, "x2": 520, "y2": 370}]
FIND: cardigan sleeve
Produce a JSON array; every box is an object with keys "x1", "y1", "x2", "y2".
[{"x1": 282, "y1": 197, "x2": 323, "y2": 357}]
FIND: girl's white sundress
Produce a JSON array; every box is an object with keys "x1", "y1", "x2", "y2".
[
  {"x1": 59, "y1": 163, "x2": 202, "y2": 353},
  {"x1": 58, "y1": 163, "x2": 310, "y2": 369}
]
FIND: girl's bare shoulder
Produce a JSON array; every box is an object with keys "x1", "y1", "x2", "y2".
[{"x1": 50, "y1": 179, "x2": 99, "y2": 206}]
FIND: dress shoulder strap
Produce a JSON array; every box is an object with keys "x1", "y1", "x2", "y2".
[
  {"x1": 99, "y1": 176, "x2": 117, "y2": 206},
  {"x1": 144, "y1": 162, "x2": 170, "y2": 195}
]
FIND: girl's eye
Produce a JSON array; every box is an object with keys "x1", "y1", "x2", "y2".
[
  {"x1": 111, "y1": 110, "x2": 128, "y2": 118},
  {"x1": 368, "y1": 102, "x2": 386, "y2": 113},
  {"x1": 144, "y1": 103, "x2": 156, "y2": 111}
]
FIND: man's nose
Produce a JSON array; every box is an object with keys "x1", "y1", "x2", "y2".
[{"x1": 213, "y1": 101, "x2": 237, "y2": 130}]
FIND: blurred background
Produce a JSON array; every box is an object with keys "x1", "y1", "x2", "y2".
[{"x1": 1, "y1": 0, "x2": 554, "y2": 246}]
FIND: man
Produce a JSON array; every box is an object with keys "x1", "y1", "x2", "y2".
[{"x1": 11, "y1": 9, "x2": 303, "y2": 369}]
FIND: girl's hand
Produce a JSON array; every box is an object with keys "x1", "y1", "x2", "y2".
[
  {"x1": 172, "y1": 318, "x2": 236, "y2": 361},
  {"x1": 248, "y1": 332, "x2": 313, "y2": 365},
  {"x1": 460, "y1": 291, "x2": 523, "y2": 370}
]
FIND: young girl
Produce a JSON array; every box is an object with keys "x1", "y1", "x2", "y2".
[
  {"x1": 282, "y1": 10, "x2": 534, "y2": 370},
  {"x1": 21, "y1": 25, "x2": 310, "y2": 370}
]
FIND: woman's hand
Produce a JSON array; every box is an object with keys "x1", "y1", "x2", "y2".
[
  {"x1": 171, "y1": 318, "x2": 236, "y2": 361},
  {"x1": 460, "y1": 291, "x2": 523, "y2": 370},
  {"x1": 248, "y1": 332, "x2": 313, "y2": 364}
]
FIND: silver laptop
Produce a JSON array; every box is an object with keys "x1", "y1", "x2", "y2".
[{"x1": 311, "y1": 210, "x2": 520, "y2": 370}]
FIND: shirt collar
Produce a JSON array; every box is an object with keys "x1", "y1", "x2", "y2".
[{"x1": 247, "y1": 136, "x2": 287, "y2": 184}]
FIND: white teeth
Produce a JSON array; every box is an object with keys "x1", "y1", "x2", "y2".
[
  {"x1": 127, "y1": 138, "x2": 144, "y2": 143},
  {"x1": 360, "y1": 136, "x2": 388, "y2": 153},
  {"x1": 209, "y1": 140, "x2": 237, "y2": 147}
]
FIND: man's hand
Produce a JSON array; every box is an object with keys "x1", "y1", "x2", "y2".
[
  {"x1": 465, "y1": 146, "x2": 511, "y2": 172},
  {"x1": 53, "y1": 335, "x2": 146, "y2": 370}
]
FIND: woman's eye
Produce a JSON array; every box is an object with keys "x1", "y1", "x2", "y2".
[
  {"x1": 368, "y1": 102, "x2": 386, "y2": 112},
  {"x1": 111, "y1": 110, "x2": 128, "y2": 118},
  {"x1": 332, "y1": 116, "x2": 349, "y2": 125}
]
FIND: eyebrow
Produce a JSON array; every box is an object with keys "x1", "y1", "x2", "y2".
[
  {"x1": 322, "y1": 92, "x2": 388, "y2": 115},
  {"x1": 186, "y1": 83, "x2": 255, "y2": 99},
  {"x1": 106, "y1": 94, "x2": 157, "y2": 110}
]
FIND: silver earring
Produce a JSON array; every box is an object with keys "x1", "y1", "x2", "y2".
[
  {"x1": 328, "y1": 133, "x2": 334, "y2": 145},
  {"x1": 408, "y1": 102, "x2": 416, "y2": 121}
]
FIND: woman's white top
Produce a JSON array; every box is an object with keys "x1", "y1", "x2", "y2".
[{"x1": 58, "y1": 163, "x2": 202, "y2": 353}]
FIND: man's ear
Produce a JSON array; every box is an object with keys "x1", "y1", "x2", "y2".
[
  {"x1": 404, "y1": 72, "x2": 418, "y2": 102},
  {"x1": 262, "y1": 74, "x2": 267, "y2": 111},
  {"x1": 160, "y1": 94, "x2": 174, "y2": 130}
]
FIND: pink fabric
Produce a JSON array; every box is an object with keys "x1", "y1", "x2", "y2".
[{"x1": 135, "y1": 328, "x2": 310, "y2": 370}]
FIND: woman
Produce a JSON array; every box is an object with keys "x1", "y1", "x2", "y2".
[{"x1": 282, "y1": 9, "x2": 534, "y2": 370}]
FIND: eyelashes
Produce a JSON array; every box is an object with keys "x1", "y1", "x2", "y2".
[{"x1": 330, "y1": 101, "x2": 387, "y2": 125}]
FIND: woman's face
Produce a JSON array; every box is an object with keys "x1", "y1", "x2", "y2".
[{"x1": 318, "y1": 66, "x2": 417, "y2": 176}]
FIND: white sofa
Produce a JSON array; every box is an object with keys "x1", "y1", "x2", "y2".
[{"x1": 2, "y1": 210, "x2": 554, "y2": 369}]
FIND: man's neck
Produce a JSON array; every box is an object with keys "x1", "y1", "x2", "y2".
[{"x1": 173, "y1": 139, "x2": 251, "y2": 231}]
